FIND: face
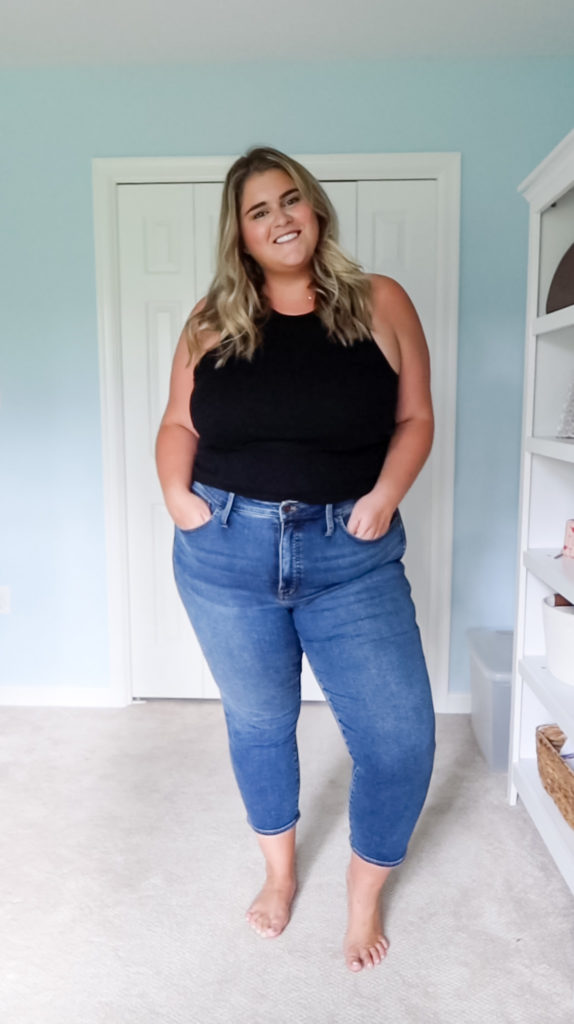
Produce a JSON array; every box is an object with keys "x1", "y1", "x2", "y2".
[{"x1": 239, "y1": 168, "x2": 320, "y2": 276}]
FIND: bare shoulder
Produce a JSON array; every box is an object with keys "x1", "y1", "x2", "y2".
[
  {"x1": 369, "y1": 274, "x2": 427, "y2": 351},
  {"x1": 368, "y1": 274, "x2": 420, "y2": 324}
]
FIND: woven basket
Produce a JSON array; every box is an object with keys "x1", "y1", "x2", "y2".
[{"x1": 536, "y1": 724, "x2": 574, "y2": 829}]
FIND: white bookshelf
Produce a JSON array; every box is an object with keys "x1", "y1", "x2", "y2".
[
  {"x1": 510, "y1": 128, "x2": 574, "y2": 896},
  {"x1": 526, "y1": 438, "x2": 574, "y2": 463},
  {"x1": 533, "y1": 304, "x2": 574, "y2": 336},
  {"x1": 523, "y1": 549, "x2": 574, "y2": 602}
]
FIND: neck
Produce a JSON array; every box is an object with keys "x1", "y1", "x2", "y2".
[{"x1": 263, "y1": 272, "x2": 315, "y2": 314}]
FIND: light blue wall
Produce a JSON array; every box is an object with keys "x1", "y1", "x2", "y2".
[{"x1": 1, "y1": 58, "x2": 573, "y2": 693}]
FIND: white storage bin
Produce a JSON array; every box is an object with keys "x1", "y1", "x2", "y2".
[
  {"x1": 543, "y1": 595, "x2": 574, "y2": 686},
  {"x1": 468, "y1": 629, "x2": 513, "y2": 772}
]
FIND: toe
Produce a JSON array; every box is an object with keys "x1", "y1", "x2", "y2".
[
  {"x1": 357, "y1": 947, "x2": 373, "y2": 969},
  {"x1": 346, "y1": 948, "x2": 364, "y2": 972}
]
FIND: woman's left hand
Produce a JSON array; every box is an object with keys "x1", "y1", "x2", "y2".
[{"x1": 345, "y1": 490, "x2": 396, "y2": 541}]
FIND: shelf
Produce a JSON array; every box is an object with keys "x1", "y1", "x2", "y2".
[
  {"x1": 519, "y1": 657, "x2": 574, "y2": 738},
  {"x1": 523, "y1": 549, "x2": 574, "y2": 603},
  {"x1": 526, "y1": 437, "x2": 574, "y2": 462},
  {"x1": 533, "y1": 305, "x2": 574, "y2": 336},
  {"x1": 512, "y1": 758, "x2": 574, "y2": 895}
]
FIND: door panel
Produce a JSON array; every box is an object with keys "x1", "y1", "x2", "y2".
[
  {"x1": 357, "y1": 179, "x2": 438, "y2": 659},
  {"x1": 118, "y1": 184, "x2": 208, "y2": 698}
]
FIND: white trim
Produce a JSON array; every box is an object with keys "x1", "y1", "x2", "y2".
[
  {"x1": 518, "y1": 128, "x2": 574, "y2": 211},
  {"x1": 0, "y1": 686, "x2": 131, "y2": 708},
  {"x1": 426, "y1": 153, "x2": 460, "y2": 715},
  {"x1": 93, "y1": 167, "x2": 132, "y2": 708},
  {"x1": 0, "y1": 684, "x2": 468, "y2": 714},
  {"x1": 92, "y1": 152, "x2": 461, "y2": 712},
  {"x1": 445, "y1": 693, "x2": 471, "y2": 715}
]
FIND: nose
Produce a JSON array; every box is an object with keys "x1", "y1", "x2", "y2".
[{"x1": 273, "y1": 204, "x2": 293, "y2": 227}]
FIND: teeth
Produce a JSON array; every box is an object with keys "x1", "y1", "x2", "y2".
[{"x1": 275, "y1": 232, "x2": 299, "y2": 243}]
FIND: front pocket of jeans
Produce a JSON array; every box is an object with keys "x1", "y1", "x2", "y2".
[
  {"x1": 336, "y1": 509, "x2": 405, "y2": 549},
  {"x1": 336, "y1": 512, "x2": 388, "y2": 544},
  {"x1": 179, "y1": 508, "x2": 219, "y2": 536}
]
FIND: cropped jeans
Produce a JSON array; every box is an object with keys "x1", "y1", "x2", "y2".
[{"x1": 173, "y1": 481, "x2": 436, "y2": 867}]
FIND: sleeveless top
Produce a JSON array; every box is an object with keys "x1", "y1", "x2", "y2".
[{"x1": 190, "y1": 309, "x2": 399, "y2": 504}]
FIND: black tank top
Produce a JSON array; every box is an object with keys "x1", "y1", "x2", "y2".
[{"x1": 190, "y1": 309, "x2": 398, "y2": 503}]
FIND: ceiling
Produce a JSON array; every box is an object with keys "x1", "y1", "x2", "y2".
[{"x1": 2, "y1": 0, "x2": 574, "y2": 67}]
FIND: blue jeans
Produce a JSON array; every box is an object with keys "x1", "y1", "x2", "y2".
[{"x1": 173, "y1": 481, "x2": 435, "y2": 867}]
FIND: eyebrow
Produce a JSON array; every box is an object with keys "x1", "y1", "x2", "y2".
[{"x1": 243, "y1": 187, "x2": 299, "y2": 216}]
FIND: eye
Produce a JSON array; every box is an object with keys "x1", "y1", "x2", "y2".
[
  {"x1": 252, "y1": 208, "x2": 267, "y2": 220},
  {"x1": 285, "y1": 193, "x2": 300, "y2": 207}
]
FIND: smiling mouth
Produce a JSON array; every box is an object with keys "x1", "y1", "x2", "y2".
[{"x1": 274, "y1": 232, "x2": 300, "y2": 244}]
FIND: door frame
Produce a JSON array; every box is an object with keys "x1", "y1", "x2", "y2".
[{"x1": 92, "y1": 152, "x2": 463, "y2": 712}]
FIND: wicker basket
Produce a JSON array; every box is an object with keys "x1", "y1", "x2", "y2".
[{"x1": 536, "y1": 724, "x2": 574, "y2": 829}]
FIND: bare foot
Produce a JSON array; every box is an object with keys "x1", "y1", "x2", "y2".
[
  {"x1": 344, "y1": 858, "x2": 390, "y2": 972},
  {"x1": 246, "y1": 877, "x2": 297, "y2": 939}
]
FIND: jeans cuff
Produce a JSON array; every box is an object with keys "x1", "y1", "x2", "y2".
[
  {"x1": 249, "y1": 811, "x2": 300, "y2": 836},
  {"x1": 351, "y1": 844, "x2": 406, "y2": 868}
]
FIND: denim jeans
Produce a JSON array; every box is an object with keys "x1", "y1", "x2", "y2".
[{"x1": 173, "y1": 481, "x2": 436, "y2": 867}]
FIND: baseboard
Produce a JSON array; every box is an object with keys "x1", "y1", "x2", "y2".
[
  {"x1": 0, "y1": 685, "x2": 472, "y2": 713},
  {"x1": 441, "y1": 691, "x2": 471, "y2": 714},
  {"x1": 0, "y1": 686, "x2": 130, "y2": 708}
]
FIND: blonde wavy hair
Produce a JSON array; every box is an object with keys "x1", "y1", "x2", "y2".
[{"x1": 186, "y1": 146, "x2": 373, "y2": 365}]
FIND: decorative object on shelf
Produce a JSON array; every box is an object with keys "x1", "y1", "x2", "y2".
[
  {"x1": 557, "y1": 378, "x2": 574, "y2": 438},
  {"x1": 536, "y1": 724, "x2": 574, "y2": 829},
  {"x1": 543, "y1": 594, "x2": 574, "y2": 685},
  {"x1": 564, "y1": 520, "x2": 574, "y2": 559},
  {"x1": 546, "y1": 242, "x2": 574, "y2": 313}
]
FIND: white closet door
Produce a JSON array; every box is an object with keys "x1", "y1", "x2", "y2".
[
  {"x1": 357, "y1": 179, "x2": 438, "y2": 671},
  {"x1": 118, "y1": 178, "x2": 438, "y2": 700}
]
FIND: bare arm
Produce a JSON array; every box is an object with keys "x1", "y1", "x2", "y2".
[
  {"x1": 155, "y1": 310, "x2": 213, "y2": 530},
  {"x1": 347, "y1": 275, "x2": 434, "y2": 540}
]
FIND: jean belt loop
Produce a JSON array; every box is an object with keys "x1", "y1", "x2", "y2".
[
  {"x1": 220, "y1": 492, "x2": 235, "y2": 527},
  {"x1": 325, "y1": 503, "x2": 334, "y2": 537}
]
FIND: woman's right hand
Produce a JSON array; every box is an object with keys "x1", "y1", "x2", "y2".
[{"x1": 167, "y1": 489, "x2": 213, "y2": 531}]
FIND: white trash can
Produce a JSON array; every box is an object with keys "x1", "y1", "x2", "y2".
[{"x1": 467, "y1": 629, "x2": 513, "y2": 772}]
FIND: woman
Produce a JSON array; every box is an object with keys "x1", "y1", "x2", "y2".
[{"x1": 156, "y1": 146, "x2": 436, "y2": 973}]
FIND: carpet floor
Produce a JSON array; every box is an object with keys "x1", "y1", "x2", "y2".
[{"x1": 1, "y1": 703, "x2": 573, "y2": 1024}]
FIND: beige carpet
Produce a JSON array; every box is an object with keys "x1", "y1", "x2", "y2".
[{"x1": 1, "y1": 703, "x2": 573, "y2": 1024}]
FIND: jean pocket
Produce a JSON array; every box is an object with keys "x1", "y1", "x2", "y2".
[
  {"x1": 179, "y1": 483, "x2": 221, "y2": 535},
  {"x1": 178, "y1": 509, "x2": 218, "y2": 537},
  {"x1": 336, "y1": 508, "x2": 404, "y2": 547},
  {"x1": 336, "y1": 510, "x2": 383, "y2": 544}
]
